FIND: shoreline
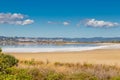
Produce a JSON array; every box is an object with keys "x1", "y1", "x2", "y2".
[
  {"x1": 2, "y1": 43, "x2": 120, "y2": 53},
  {"x1": 2, "y1": 43, "x2": 120, "y2": 66}
]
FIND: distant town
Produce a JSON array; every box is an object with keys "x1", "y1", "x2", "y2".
[{"x1": 0, "y1": 36, "x2": 120, "y2": 45}]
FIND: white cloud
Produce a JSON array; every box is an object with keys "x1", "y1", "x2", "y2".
[
  {"x1": 11, "y1": 13, "x2": 24, "y2": 19},
  {"x1": 22, "y1": 19, "x2": 34, "y2": 25},
  {"x1": 83, "y1": 19, "x2": 119, "y2": 27},
  {"x1": 0, "y1": 13, "x2": 34, "y2": 25},
  {"x1": 63, "y1": 22, "x2": 70, "y2": 26},
  {"x1": 48, "y1": 21, "x2": 70, "y2": 26}
]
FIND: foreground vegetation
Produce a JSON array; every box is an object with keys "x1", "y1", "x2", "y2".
[
  {"x1": 19, "y1": 60, "x2": 120, "y2": 80},
  {"x1": 1, "y1": 48, "x2": 120, "y2": 80}
]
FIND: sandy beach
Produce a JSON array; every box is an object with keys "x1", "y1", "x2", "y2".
[{"x1": 5, "y1": 49, "x2": 120, "y2": 66}]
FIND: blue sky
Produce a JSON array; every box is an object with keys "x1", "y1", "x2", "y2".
[{"x1": 0, "y1": 0, "x2": 120, "y2": 38}]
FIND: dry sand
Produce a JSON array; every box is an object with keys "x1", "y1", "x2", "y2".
[{"x1": 5, "y1": 49, "x2": 120, "y2": 65}]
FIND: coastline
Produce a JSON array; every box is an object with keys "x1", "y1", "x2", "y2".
[
  {"x1": 3, "y1": 43, "x2": 120, "y2": 66},
  {"x1": 2, "y1": 43, "x2": 120, "y2": 53}
]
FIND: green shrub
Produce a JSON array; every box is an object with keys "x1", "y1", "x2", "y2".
[
  {"x1": 0, "y1": 72, "x2": 16, "y2": 80},
  {"x1": 45, "y1": 72, "x2": 64, "y2": 80},
  {"x1": 0, "y1": 68, "x2": 32, "y2": 80},
  {"x1": 28, "y1": 68, "x2": 44, "y2": 80},
  {"x1": 0, "y1": 48, "x2": 2, "y2": 53},
  {"x1": 67, "y1": 73, "x2": 98, "y2": 80},
  {"x1": 15, "y1": 69, "x2": 32, "y2": 80},
  {"x1": 111, "y1": 76, "x2": 120, "y2": 80},
  {"x1": 0, "y1": 53, "x2": 18, "y2": 71},
  {"x1": 20, "y1": 60, "x2": 44, "y2": 66}
]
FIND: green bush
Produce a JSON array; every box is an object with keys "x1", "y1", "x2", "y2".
[
  {"x1": 28, "y1": 68, "x2": 64, "y2": 80},
  {"x1": 15, "y1": 69, "x2": 32, "y2": 80},
  {"x1": 0, "y1": 72, "x2": 16, "y2": 80},
  {"x1": 67, "y1": 73, "x2": 98, "y2": 80},
  {"x1": 0, "y1": 48, "x2": 32, "y2": 80},
  {"x1": 0, "y1": 48, "x2": 2, "y2": 53},
  {"x1": 111, "y1": 76, "x2": 120, "y2": 80},
  {"x1": 45, "y1": 72, "x2": 64, "y2": 80},
  {"x1": 0, "y1": 53, "x2": 18, "y2": 71},
  {"x1": 0, "y1": 68, "x2": 32, "y2": 80},
  {"x1": 28, "y1": 68, "x2": 44, "y2": 80}
]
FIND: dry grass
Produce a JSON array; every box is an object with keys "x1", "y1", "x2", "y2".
[{"x1": 18, "y1": 59, "x2": 120, "y2": 80}]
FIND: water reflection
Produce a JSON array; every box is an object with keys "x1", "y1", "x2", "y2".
[{"x1": 0, "y1": 43, "x2": 99, "y2": 48}]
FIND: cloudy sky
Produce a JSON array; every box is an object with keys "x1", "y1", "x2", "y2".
[{"x1": 0, "y1": 0, "x2": 120, "y2": 38}]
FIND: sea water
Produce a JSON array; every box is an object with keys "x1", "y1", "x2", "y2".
[
  {"x1": 0, "y1": 44, "x2": 108, "y2": 52},
  {"x1": 0, "y1": 43, "x2": 109, "y2": 52}
]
